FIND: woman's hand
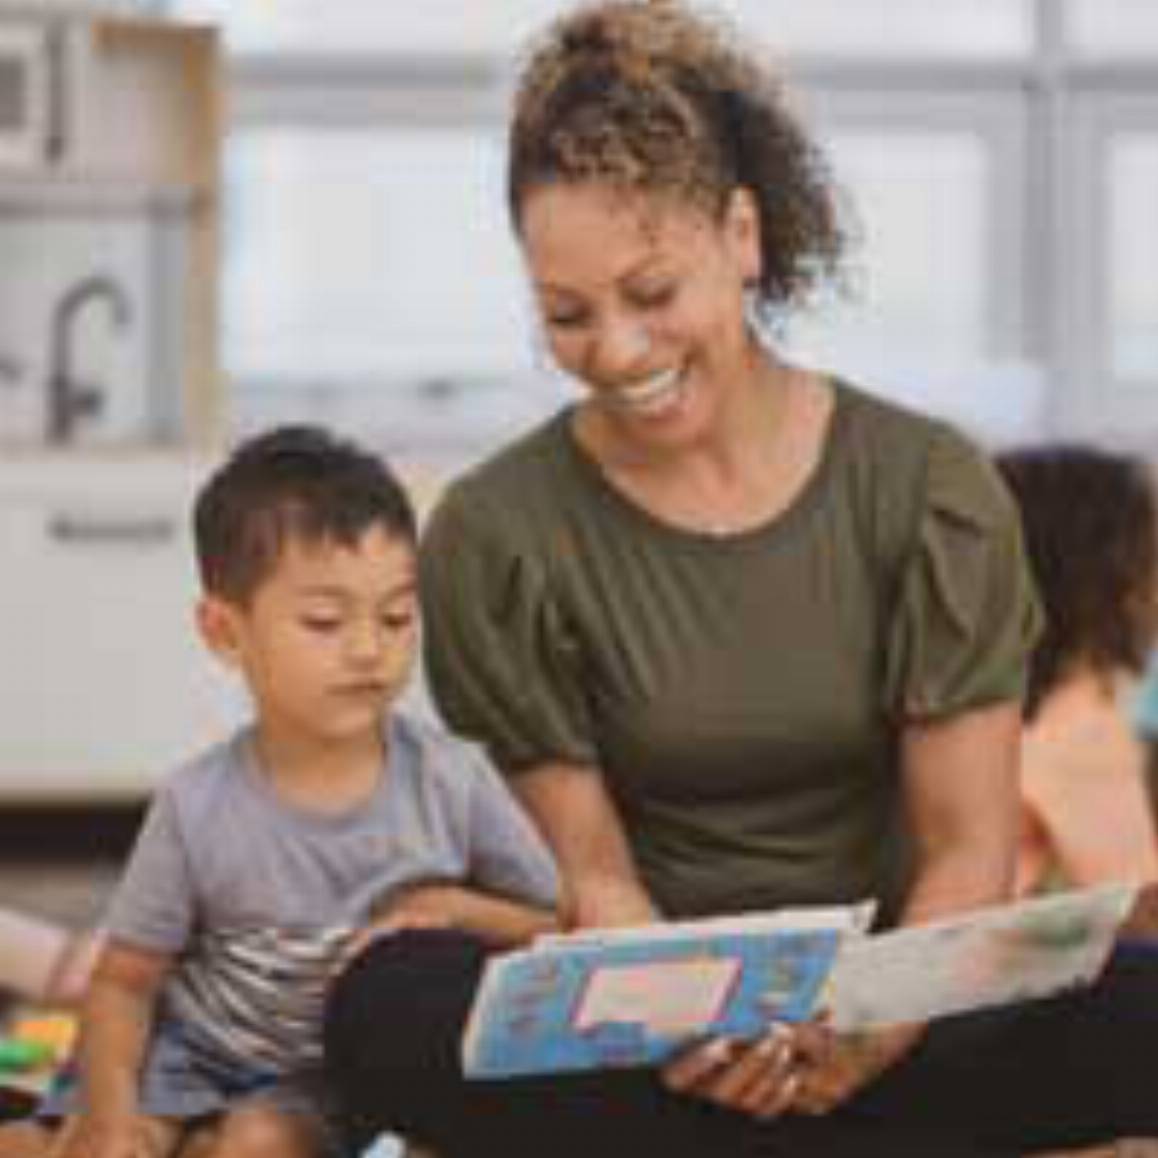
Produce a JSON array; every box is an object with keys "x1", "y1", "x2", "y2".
[
  {"x1": 662, "y1": 1020, "x2": 919, "y2": 1119},
  {"x1": 661, "y1": 1021, "x2": 829, "y2": 1120},
  {"x1": 788, "y1": 1022, "x2": 921, "y2": 1115}
]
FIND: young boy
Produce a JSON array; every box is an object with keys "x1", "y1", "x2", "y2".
[{"x1": 0, "y1": 425, "x2": 558, "y2": 1158}]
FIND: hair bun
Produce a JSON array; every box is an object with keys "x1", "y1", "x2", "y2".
[{"x1": 559, "y1": 14, "x2": 619, "y2": 60}]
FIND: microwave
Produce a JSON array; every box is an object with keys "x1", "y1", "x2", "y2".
[{"x1": 0, "y1": 22, "x2": 52, "y2": 170}]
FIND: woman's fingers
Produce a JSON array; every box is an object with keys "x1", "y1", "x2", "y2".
[
  {"x1": 662, "y1": 1036, "x2": 738, "y2": 1092},
  {"x1": 663, "y1": 1027, "x2": 800, "y2": 1119},
  {"x1": 789, "y1": 1016, "x2": 836, "y2": 1067},
  {"x1": 726, "y1": 1029, "x2": 800, "y2": 1118}
]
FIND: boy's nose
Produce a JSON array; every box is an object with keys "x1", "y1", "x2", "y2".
[{"x1": 345, "y1": 622, "x2": 384, "y2": 663}]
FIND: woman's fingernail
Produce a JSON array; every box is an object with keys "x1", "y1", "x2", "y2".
[
  {"x1": 702, "y1": 1038, "x2": 735, "y2": 1064},
  {"x1": 753, "y1": 1033, "x2": 779, "y2": 1058}
]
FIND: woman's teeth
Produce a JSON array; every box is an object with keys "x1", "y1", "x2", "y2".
[{"x1": 611, "y1": 367, "x2": 684, "y2": 414}]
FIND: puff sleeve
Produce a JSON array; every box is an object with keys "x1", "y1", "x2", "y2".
[
  {"x1": 884, "y1": 425, "x2": 1043, "y2": 720},
  {"x1": 419, "y1": 484, "x2": 597, "y2": 774}
]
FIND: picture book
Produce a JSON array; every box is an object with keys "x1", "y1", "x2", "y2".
[
  {"x1": 461, "y1": 883, "x2": 1137, "y2": 1080},
  {"x1": 461, "y1": 905, "x2": 865, "y2": 1079}
]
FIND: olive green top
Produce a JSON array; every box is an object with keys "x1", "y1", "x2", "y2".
[{"x1": 420, "y1": 381, "x2": 1041, "y2": 925}]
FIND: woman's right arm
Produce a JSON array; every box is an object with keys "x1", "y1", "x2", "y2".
[
  {"x1": 62, "y1": 941, "x2": 171, "y2": 1158},
  {"x1": 513, "y1": 760, "x2": 659, "y2": 930}
]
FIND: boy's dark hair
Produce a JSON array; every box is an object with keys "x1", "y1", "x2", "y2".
[{"x1": 194, "y1": 425, "x2": 417, "y2": 604}]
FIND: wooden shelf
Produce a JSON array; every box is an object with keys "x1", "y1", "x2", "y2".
[{"x1": 0, "y1": 177, "x2": 206, "y2": 216}]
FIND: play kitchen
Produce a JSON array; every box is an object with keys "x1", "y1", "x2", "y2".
[
  {"x1": 0, "y1": 6, "x2": 239, "y2": 801},
  {"x1": 0, "y1": 7, "x2": 219, "y2": 448}
]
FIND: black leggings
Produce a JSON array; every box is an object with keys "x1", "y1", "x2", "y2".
[{"x1": 324, "y1": 929, "x2": 1158, "y2": 1158}]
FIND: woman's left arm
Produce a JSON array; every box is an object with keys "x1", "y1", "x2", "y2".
[
  {"x1": 790, "y1": 698, "x2": 1022, "y2": 1115},
  {"x1": 899, "y1": 697, "x2": 1021, "y2": 924}
]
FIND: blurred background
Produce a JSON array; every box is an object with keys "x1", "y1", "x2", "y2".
[{"x1": 0, "y1": 0, "x2": 1157, "y2": 916}]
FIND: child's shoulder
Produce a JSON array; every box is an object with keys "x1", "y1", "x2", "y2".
[
  {"x1": 154, "y1": 726, "x2": 251, "y2": 811},
  {"x1": 391, "y1": 710, "x2": 490, "y2": 787}
]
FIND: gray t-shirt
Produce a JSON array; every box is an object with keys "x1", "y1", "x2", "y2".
[{"x1": 105, "y1": 711, "x2": 558, "y2": 1073}]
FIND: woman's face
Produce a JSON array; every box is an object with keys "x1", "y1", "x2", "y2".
[{"x1": 519, "y1": 182, "x2": 761, "y2": 453}]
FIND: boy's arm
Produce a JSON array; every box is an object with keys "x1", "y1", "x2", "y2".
[
  {"x1": 375, "y1": 880, "x2": 558, "y2": 948},
  {"x1": 70, "y1": 940, "x2": 172, "y2": 1137}
]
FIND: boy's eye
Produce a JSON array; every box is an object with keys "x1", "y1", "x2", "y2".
[
  {"x1": 301, "y1": 616, "x2": 342, "y2": 633},
  {"x1": 545, "y1": 309, "x2": 588, "y2": 330}
]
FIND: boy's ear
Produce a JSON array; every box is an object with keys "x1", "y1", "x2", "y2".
[{"x1": 196, "y1": 595, "x2": 244, "y2": 669}]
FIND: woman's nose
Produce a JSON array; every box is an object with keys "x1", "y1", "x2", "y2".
[{"x1": 588, "y1": 316, "x2": 653, "y2": 381}]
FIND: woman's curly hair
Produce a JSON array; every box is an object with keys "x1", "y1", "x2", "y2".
[
  {"x1": 997, "y1": 445, "x2": 1158, "y2": 721},
  {"x1": 507, "y1": 0, "x2": 844, "y2": 314}
]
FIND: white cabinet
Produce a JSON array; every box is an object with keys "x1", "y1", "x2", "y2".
[{"x1": 0, "y1": 456, "x2": 245, "y2": 801}]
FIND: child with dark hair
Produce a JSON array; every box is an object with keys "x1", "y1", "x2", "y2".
[
  {"x1": 997, "y1": 444, "x2": 1158, "y2": 895},
  {"x1": 0, "y1": 425, "x2": 557, "y2": 1158}
]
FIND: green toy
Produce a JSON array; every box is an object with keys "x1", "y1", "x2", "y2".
[{"x1": 0, "y1": 1037, "x2": 54, "y2": 1073}]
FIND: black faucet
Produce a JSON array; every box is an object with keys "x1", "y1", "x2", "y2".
[
  {"x1": 47, "y1": 274, "x2": 132, "y2": 444},
  {"x1": 0, "y1": 352, "x2": 22, "y2": 385}
]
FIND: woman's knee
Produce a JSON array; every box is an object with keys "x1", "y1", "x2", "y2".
[
  {"x1": 323, "y1": 928, "x2": 490, "y2": 1146},
  {"x1": 325, "y1": 927, "x2": 488, "y2": 1077}
]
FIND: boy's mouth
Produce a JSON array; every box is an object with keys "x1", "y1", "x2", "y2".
[{"x1": 332, "y1": 681, "x2": 389, "y2": 697}]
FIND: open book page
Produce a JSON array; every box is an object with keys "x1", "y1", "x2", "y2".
[
  {"x1": 825, "y1": 881, "x2": 1138, "y2": 1031},
  {"x1": 530, "y1": 900, "x2": 876, "y2": 951},
  {"x1": 462, "y1": 909, "x2": 859, "y2": 1079}
]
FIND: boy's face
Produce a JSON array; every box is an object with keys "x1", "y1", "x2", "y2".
[{"x1": 199, "y1": 524, "x2": 418, "y2": 746}]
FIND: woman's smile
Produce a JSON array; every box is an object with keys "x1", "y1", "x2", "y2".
[{"x1": 599, "y1": 363, "x2": 689, "y2": 418}]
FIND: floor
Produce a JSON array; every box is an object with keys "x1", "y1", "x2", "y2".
[{"x1": 0, "y1": 805, "x2": 141, "y2": 930}]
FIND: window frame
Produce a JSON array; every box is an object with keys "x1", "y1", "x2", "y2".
[{"x1": 171, "y1": 0, "x2": 1158, "y2": 450}]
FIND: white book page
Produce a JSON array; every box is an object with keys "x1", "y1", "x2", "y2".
[{"x1": 825, "y1": 883, "x2": 1137, "y2": 1031}]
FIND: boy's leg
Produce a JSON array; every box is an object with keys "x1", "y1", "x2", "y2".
[
  {"x1": 197, "y1": 1101, "x2": 330, "y2": 1158},
  {"x1": 47, "y1": 1115, "x2": 184, "y2": 1158},
  {"x1": 0, "y1": 1122, "x2": 54, "y2": 1158}
]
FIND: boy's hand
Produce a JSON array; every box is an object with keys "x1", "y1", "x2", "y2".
[
  {"x1": 336, "y1": 884, "x2": 459, "y2": 971},
  {"x1": 339, "y1": 882, "x2": 558, "y2": 966}
]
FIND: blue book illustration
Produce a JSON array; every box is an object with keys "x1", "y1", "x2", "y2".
[{"x1": 461, "y1": 924, "x2": 843, "y2": 1079}]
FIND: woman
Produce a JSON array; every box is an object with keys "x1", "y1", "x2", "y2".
[
  {"x1": 325, "y1": 4, "x2": 1158, "y2": 1155},
  {"x1": 998, "y1": 445, "x2": 1158, "y2": 895}
]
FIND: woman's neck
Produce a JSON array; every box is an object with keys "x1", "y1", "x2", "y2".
[{"x1": 573, "y1": 345, "x2": 833, "y2": 538}]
